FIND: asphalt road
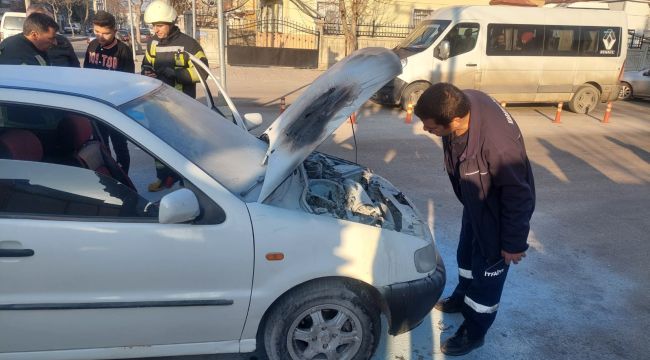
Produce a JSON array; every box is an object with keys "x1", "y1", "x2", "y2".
[{"x1": 68, "y1": 40, "x2": 650, "y2": 359}]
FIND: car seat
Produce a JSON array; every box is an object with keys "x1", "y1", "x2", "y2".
[
  {"x1": 0, "y1": 129, "x2": 43, "y2": 161},
  {"x1": 57, "y1": 114, "x2": 136, "y2": 190}
]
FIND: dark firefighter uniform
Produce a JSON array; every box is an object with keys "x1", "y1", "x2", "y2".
[
  {"x1": 0, "y1": 33, "x2": 50, "y2": 66},
  {"x1": 142, "y1": 26, "x2": 208, "y2": 99},
  {"x1": 444, "y1": 89, "x2": 535, "y2": 341}
]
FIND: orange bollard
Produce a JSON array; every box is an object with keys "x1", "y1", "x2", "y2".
[
  {"x1": 554, "y1": 102, "x2": 563, "y2": 124},
  {"x1": 280, "y1": 97, "x2": 286, "y2": 114},
  {"x1": 405, "y1": 103, "x2": 414, "y2": 124},
  {"x1": 602, "y1": 102, "x2": 612, "y2": 123},
  {"x1": 349, "y1": 112, "x2": 356, "y2": 125}
]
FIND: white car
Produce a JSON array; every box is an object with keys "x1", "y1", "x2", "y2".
[
  {"x1": 0, "y1": 48, "x2": 445, "y2": 360},
  {"x1": 619, "y1": 68, "x2": 650, "y2": 100},
  {"x1": 0, "y1": 12, "x2": 25, "y2": 41}
]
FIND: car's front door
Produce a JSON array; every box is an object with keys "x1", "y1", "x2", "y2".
[
  {"x1": 0, "y1": 97, "x2": 255, "y2": 355},
  {"x1": 434, "y1": 22, "x2": 481, "y2": 90}
]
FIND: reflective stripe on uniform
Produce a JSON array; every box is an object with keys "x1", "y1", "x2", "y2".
[
  {"x1": 464, "y1": 296, "x2": 499, "y2": 314},
  {"x1": 156, "y1": 45, "x2": 184, "y2": 53},
  {"x1": 35, "y1": 55, "x2": 47, "y2": 66},
  {"x1": 459, "y1": 267, "x2": 473, "y2": 279}
]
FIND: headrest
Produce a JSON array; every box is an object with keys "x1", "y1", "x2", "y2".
[
  {"x1": 58, "y1": 114, "x2": 93, "y2": 151},
  {"x1": 0, "y1": 129, "x2": 43, "y2": 161}
]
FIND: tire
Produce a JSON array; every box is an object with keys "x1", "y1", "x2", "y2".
[
  {"x1": 618, "y1": 82, "x2": 633, "y2": 100},
  {"x1": 263, "y1": 280, "x2": 380, "y2": 360},
  {"x1": 568, "y1": 84, "x2": 600, "y2": 114},
  {"x1": 401, "y1": 82, "x2": 430, "y2": 111}
]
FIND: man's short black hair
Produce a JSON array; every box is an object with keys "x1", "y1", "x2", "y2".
[
  {"x1": 93, "y1": 11, "x2": 116, "y2": 29},
  {"x1": 414, "y1": 83, "x2": 470, "y2": 126},
  {"x1": 23, "y1": 13, "x2": 59, "y2": 36}
]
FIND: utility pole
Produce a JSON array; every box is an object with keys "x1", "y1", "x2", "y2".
[
  {"x1": 217, "y1": 0, "x2": 226, "y2": 89},
  {"x1": 127, "y1": 0, "x2": 136, "y2": 61},
  {"x1": 192, "y1": 0, "x2": 196, "y2": 39}
]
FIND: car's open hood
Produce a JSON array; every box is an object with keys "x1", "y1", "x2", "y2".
[{"x1": 257, "y1": 47, "x2": 401, "y2": 202}]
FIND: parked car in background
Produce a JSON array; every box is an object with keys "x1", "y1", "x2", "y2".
[
  {"x1": 0, "y1": 12, "x2": 25, "y2": 41},
  {"x1": 62, "y1": 22, "x2": 81, "y2": 34},
  {"x1": 619, "y1": 68, "x2": 650, "y2": 100},
  {"x1": 117, "y1": 29, "x2": 130, "y2": 42},
  {"x1": 0, "y1": 48, "x2": 445, "y2": 360},
  {"x1": 139, "y1": 27, "x2": 151, "y2": 43}
]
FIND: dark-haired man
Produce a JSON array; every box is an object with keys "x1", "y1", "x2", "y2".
[
  {"x1": 83, "y1": 10, "x2": 135, "y2": 173},
  {"x1": 27, "y1": 4, "x2": 80, "y2": 67},
  {"x1": 414, "y1": 83, "x2": 535, "y2": 356},
  {"x1": 0, "y1": 13, "x2": 58, "y2": 65}
]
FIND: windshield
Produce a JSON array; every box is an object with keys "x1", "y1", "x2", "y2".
[
  {"x1": 3, "y1": 16, "x2": 25, "y2": 30},
  {"x1": 120, "y1": 86, "x2": 267, "y2": 197},
  {"x1": 397, "y1": 20, "x2": 450, "y2": 50}
]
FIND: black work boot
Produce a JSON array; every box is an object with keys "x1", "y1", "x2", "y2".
[
  {"x1": 440, "y1": 324, "x2": 485, "y2": 356},
  {"x1": 434, "y1": 295, "x2": 464, "y2": 313}
]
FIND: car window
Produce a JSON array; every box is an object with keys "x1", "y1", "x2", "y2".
[
  {"x1": 443, "y1": 23, "x2": 480, "y2": 57},
  {"x1": 2, "y1": 15, "x2": 25, "y2": 30},
  {"x1": 0, "y1": 159, "x2": 157, "y2": 221},
  {"x1": 0, "y1": 101, "x2": 226, "y2": 224}
]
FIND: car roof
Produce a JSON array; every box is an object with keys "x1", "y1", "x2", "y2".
[{"x1": 0, "y1": 66, "x2": 161, "y2": 106}]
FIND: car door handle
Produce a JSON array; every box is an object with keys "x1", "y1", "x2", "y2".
[
  {"x1": 466, "y1": 64, "x2": 477, "y2": 67},
  {"x1": 0, "y1": 249, "x2": 35, "y2": 257}
]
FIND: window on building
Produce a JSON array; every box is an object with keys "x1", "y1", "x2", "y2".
[{"x1": 412, "y1": 9, "x2": 435, "y2": 27}]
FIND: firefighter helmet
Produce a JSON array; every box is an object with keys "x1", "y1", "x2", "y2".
[{"x1": 144, "y1": 1, "x2": 177, "y2": 24}]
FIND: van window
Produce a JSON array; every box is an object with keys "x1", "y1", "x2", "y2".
[
  {"x1": 487, "y1": 24, "x2": 543, "y2": 56},
  {"x1": 397, "y1": 20, "x2": 451, "y2": 51},
  {"x1": 2, "y1": 15, "x2": 25, "y2": 30},
  {"x1": 544, "y1": 26, "x2": 580, "y2": 56},
  {"x1": 580, "y1": 27, "x2": 621, "y2": 57},
  {"x1": 443, "y1": 23, "x2": 479, "y2": 57}
]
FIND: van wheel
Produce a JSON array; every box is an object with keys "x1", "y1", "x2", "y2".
[
  {"x1": 401, "y1": 83, "x2": 429, "y2": 111},
  {"x1": 569, "y1": 84, "x2": 600, "y2": 114},
  {"x1": 263, "y1": 281, "x2": 380, "y2": 360},
  {"x1": 618, "y1": 82, "x2": 633, "y2": 100}
]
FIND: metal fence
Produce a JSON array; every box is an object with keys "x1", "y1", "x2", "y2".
[
  {"x1": 628, "y1": 30, "x2": 646, "y2": 49},
  {"x1": 323, "y1": 22, "x2": 414, "y2": 38}
]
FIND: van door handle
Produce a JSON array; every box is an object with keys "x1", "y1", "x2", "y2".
[
  {"x1": 466, "y1": 63, "x2": 477, "y2": 67},
  {"x1": 0, "y1": 249, "x2": 35, "y2": 257}
]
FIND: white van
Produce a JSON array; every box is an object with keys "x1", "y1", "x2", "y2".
[
  {"x1": 373, "y1": 6, "x2": 628, "y2": 113},
  {"x1": 0, "y1": 12, "x2": 26, "y2": 42}
]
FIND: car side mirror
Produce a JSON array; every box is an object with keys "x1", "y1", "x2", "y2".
[
  {"x1": 243, "y1": 113, "x2": 263, "y2": 131},
  {"x1": 159, "y1": 188, "x2": 200, "y2": 224},
  {"x1": 435, "y1": 40, "x2": 450, "y2": 60},
  {"x1": 643, "y1": 70, "x2": 650, "y2": 77}
]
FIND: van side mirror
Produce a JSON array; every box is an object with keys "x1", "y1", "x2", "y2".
[
  {"x1": 159, "y1": 188, "x2": 200, "y2": 224},
  {"x1": 243, "y1": 113, "x2": 263, "y2": 131},
  {"x1": 435, "y1": 40, "x2": 450, "y2": 60}
]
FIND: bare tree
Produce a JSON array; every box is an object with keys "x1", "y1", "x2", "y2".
[
  {"x1": 40, "y1": 0, "x2": 62, "y2": 23},
  {"x1": 62, "y1": 0, "x2": 81, "y2": 36},
  {"x1": 337, "y1": 0, "x2": 387, "y2": 55}
]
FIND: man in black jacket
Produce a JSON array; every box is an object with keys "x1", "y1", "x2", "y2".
[
  {"x1": 83, "y1": 10, "x2": 135, "y2": 173},
  {"x1": 141, "y1": 0, "x2": 208, "y2": 191},
  {"x1": 415, "y1": 83, "x2": 535, "y2": 356},
  {"x1": 0, "y1": 13, "x2": 58, "y2": 65},
  {"x1": 26, "y1": 5, "x2": 80, "y2": 67}
]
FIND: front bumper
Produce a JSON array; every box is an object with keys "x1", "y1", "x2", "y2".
[
  {"x1": 371, "y1": 77, "x2": 408, "y2": 106},
  {"x1": 379, "y1": 250, "x2": 446, "y2": 335}
]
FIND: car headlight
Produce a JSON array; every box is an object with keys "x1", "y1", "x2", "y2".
[
  {"x1": 414, "y1": 242, "x2": 438, "y2": 273},
  {"x1": 400, "y1": 58, "x2": 408, "y2": 68}
]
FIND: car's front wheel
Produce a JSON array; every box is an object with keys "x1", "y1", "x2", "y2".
[
  {"x1": 263, "y1": 280, "x2": 380, "y2": 360},
  {"x1": 618, "y1": 82, "x2": 633, "y2": 100}
]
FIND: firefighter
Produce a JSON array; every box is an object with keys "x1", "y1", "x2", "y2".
[{"x1": 141, "y1": 0, "x2": 208, "y2": 191}]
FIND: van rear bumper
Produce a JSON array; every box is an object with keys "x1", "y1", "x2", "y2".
[
  {"x1": 600, "y1": 84, "x2": 621, "y2": 102},
  {"x1": 372, "y1": 77, "x2": 408, "y2": 105}
]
